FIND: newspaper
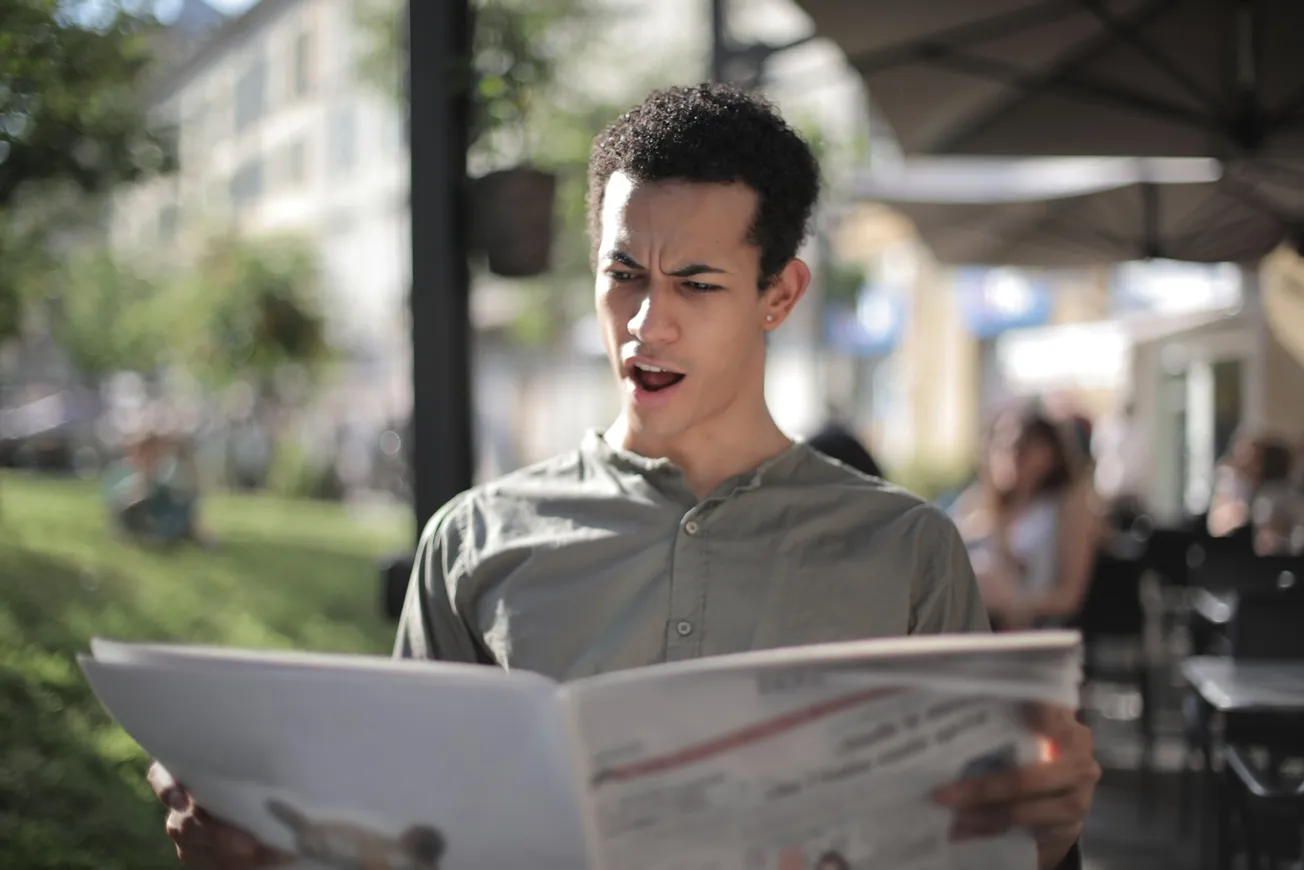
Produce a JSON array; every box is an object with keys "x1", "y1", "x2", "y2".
[{"x1": 79, "y1": 630, "x2": 1082, "y2": 870}]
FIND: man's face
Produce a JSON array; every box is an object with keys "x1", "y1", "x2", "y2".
[{"x1": 594, "y1": 173, "x2": 800, "y2": 443}]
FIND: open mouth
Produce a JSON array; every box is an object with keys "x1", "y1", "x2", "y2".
[{"x1": 630, "y1": 363, "x2": 686, "y2": 393}]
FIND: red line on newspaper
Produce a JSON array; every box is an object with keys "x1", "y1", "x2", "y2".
[{"x1": 591, "y1": 687, "x2": 901, "y2": 786}]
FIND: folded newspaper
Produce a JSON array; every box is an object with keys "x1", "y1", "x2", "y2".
[{"x1": 79, "y1": 630, "x2": 1082, "y2": 870}]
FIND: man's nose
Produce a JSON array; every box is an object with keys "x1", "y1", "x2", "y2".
[{"x1": 627, "y1": 283, "x2": 680, "y2": 344}]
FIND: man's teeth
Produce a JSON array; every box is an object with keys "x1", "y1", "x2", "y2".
[{"x1": 636, "y1": 364, "x2": 671, "y2": 373}]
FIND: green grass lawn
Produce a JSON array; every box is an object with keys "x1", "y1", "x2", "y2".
[{"x1": 0, "y1": 471, "x2": 412, "y2": 870}]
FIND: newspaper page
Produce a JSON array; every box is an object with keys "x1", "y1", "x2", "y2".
[
  {"x1": 565, "y1": 632, "x2": 1081, "y2": 870},
  {"x1": 79, "y1": 643, "x2": 595, "y2": 870}
]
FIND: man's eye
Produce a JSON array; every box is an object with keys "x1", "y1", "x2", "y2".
[
  {"x1": 608, "y1": 271, "x2": 635, "y2": 282},
  {"x1": 685, "y1": 281, "x2": 721, "y2": 292}
]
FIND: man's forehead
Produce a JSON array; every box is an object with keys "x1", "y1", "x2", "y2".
[{"x1": 600, "y1": 172, "x2": 757, "y2": 247}]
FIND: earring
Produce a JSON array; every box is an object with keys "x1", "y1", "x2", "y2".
[{"x1": 766, "y1": 315, "x2": 776, "y2": 322}]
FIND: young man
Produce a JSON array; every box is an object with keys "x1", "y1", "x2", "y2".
[{"x1": 152, "y1": 83, "x2": 1098, "y2": 870}]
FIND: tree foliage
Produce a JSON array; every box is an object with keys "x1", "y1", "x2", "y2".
[
  {"x1": 176, "y1": 234, "x2": 331, "y2": 391},
  {"x1": 0, "y1": 0, "x2": 177, "y2": 345},
  {"x1": 354, "y1": 0, "x2": 597, "y2": 163},
  {"x1": 48, "y1": 244, "x2": 173, "y2": 378},
  {"x1": 0, "y1": 0, "x2": 174, "y2": 209},
  {"x1": 41, "y1": 234, "x2": 330, "y2": 393}
]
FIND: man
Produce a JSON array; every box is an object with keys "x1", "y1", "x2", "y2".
[{"x1": 151, "y1": 83, "x2": 1098, "y2": 869}]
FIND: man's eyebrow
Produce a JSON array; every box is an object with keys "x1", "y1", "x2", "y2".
[
  {"x1": 603, "y1": 250, "x2": 643, "y2": 269},
  {"x1": 602, "y1": 251, "x2": 729, "y2": 277},
  {"x1": 667, "y1": 262, "x2": 729, "y2": 277}
]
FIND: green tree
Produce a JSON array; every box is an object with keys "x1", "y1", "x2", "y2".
[
  {"x1": 177, "y1": 234, "x2": 331, "y2": 394},
  {"x1": 354, "y1": 0, "x2": 598, "y2": 164},
  {"x1": 0, "y1": 0, "x2": 173, "y2": 207},
  {"x1": 46, "y1": 244, "x2": 173, "y2": 379},
  {"x1": 0, "y1": 0, "x2": 177, "y2": 344}
]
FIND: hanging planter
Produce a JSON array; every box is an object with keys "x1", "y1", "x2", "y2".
[{"x1": 471, "y1": 166, "x2": 557, "y2": 278}]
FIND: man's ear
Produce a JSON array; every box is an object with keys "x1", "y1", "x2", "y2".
[{"x1": 762, "y1": 258, "x2": 811, "y2": 330}]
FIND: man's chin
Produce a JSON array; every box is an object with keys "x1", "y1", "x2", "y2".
[{"x1": 622, "y1": 404, "x2": 688, "y2": 441}]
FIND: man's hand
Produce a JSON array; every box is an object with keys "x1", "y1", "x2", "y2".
[
  {"x1": 933, "y1": 704, "x2": 1100, "y2": 870},
  {"x1": 149, "y1": 762, "x2": 293, "y2": 869}
]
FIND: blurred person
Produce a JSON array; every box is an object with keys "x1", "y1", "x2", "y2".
[
  {"x1": 806, "y1": 421, "x2": 884, "y2": 479},
  {"x1": 1206, "y1": 430, "x2": 1294, "y2": 541},
  {"x1": 1091, "y1": 398, "x2": 1148, "y2": 526},
  {"x1": 103, "y1": 414, "x2": 210, "y2": 548},
  {"x1": 951, "y1": 407, "x2": 1099, "y2": 631},
  {"x1": 1250, "y1": 483, "x2": 1303, "y2": 556},
  {"x1": 1055, "y1": 412, "x2": 1093, "y2": 473},
  {"x1": 151, "y1": 84, "x2": 1096, "y2": 870}
]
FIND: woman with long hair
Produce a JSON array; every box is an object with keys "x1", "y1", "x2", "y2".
[{"x1": 951, "y1": 406, "x2": 1100, "y2": 630}]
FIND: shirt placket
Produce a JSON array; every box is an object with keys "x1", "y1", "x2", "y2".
[{"x1": 664, "y1": 503, "x2": 712, "y2": 661}]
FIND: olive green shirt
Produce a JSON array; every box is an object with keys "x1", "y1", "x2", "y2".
[{"x1": 394, "y1": 430, "x2": 989, "y2": 679}]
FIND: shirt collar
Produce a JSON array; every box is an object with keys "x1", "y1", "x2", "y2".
[{"x1": 581, "y1": 429, "x2": 811, "y2": 502}]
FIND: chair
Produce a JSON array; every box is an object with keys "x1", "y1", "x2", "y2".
[
  {"x1": 1179, "y1": 551, "x2": 1303, "y2": 836},
  {"x1": 380, "y1": 553, "x2": 416, "y2": 621},
  {"x1": 1208, "y1": 576, "x2": 1304, "y2": 870},
  {"x1": 1072, "y1": 548, "x2": 1157, "y2": 818}
]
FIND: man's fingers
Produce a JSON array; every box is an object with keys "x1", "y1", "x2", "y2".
[
  {"x1": 193, "y1": 809, "x2": 262, "y2": 859},
  {"x1": 936, "y1": 760, "x2": 1072, "y2": 807},
  {"x1": 1007, "y1": 788, "x2": 1095, "y2": 828},
  {"x1": 1025, "y1": 702, "x2": 1086, "y2": 746},
  {"x1": 952, "y1": 787, "x2": 1092, "y2": 830},
  {"x1": 950, "y1": 812, "x2": 1012, "y2": 842},
  {"x1": 168, "y1": 806, "x2": 292, "y2": 867},
  {"x1": 936, "y1": 741, "x2": 1099, "y2": 809},
  {"x1": 148, "y1": 762, "x2": 190, "y2": 812}
]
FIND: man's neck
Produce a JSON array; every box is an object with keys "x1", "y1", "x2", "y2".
[{"x1": 605, "y1": 410, "x2": 793, "y2": 499}]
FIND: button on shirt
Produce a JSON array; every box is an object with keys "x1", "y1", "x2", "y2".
[{"x1": 394, "y1": 430, "x2": 990, "y2": 681}]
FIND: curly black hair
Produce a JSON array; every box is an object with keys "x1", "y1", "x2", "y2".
[{"x1": 587, "y1": 83, "x2": 821, "y2": 288}]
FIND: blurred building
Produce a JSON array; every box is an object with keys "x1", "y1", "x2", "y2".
[{"x1": 109, "y1": 0, "x2": 411, "y2": 427}]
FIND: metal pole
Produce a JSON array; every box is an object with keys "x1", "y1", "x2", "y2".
[
  {"x1": 709, "y1": 0, "x2": 728, "y2": 82},
  {"x1": 407, "y1": 0, "x2": 475, "y2": 536}
]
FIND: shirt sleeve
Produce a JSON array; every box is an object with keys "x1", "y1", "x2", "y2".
[
  {"x1": 392, "y1": 493, "x2": 492, "y2": 663},
  {"x1": 908, "y1": 504, "x2": 992, "y2": 635}
]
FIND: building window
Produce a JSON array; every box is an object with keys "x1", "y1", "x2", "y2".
[
  {"x1": 234, "y1": 55, "x2": 267, "y2": 132},
  {"x1": 285, "y1": 138, "x2": 308, "y2": 187},
  {"x1": 229, "y1": 158, "x2": 264, "y2": 209},
  {"x1": 329, "y1": 105, "x2": 356, "y2": 172},
  {"x1": 291, "y1": 30, "x2": 313, "y2": 98}
]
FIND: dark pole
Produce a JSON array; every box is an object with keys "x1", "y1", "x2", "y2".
[
  {"x1": 407, "y1": 0, "x2": 475, "y2": 537},
  {"x1": 709, "y1": 0, "x2": 728, "y2": 82}
]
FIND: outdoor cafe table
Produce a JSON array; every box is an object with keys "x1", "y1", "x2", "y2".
[
  {"x1": 1180, "y1": 656, "x2": 1304, "y2": 869},
  {"x1": 1181, "y1": 657, "x2": 1304, "y2": 714}
]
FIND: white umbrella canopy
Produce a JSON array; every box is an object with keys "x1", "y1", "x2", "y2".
[
  {"x1": 794, "y1": 0, "x2": 1304, "y2": 158},
  {"x1": 853, "y1": 157, "x2": 1304, "y2": 266}
]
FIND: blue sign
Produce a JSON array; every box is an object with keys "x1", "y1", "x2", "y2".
[
  {"x1": 955, "y1": 268, "x2": 1053, "y2": 338},
  {"x1": 824, "y1": 284, "x2": 905, "y2": 357}
]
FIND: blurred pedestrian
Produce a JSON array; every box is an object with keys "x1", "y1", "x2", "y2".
[
  {"x1": 807, "y1": 421, "x2": 884, "y2": 479},
  {"x1": 951, "y1": 406, "x2": 1099, "y2": 630},
  {"x1": 1206, "y1": 429, "x2": 1293, "y2": 542}
]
